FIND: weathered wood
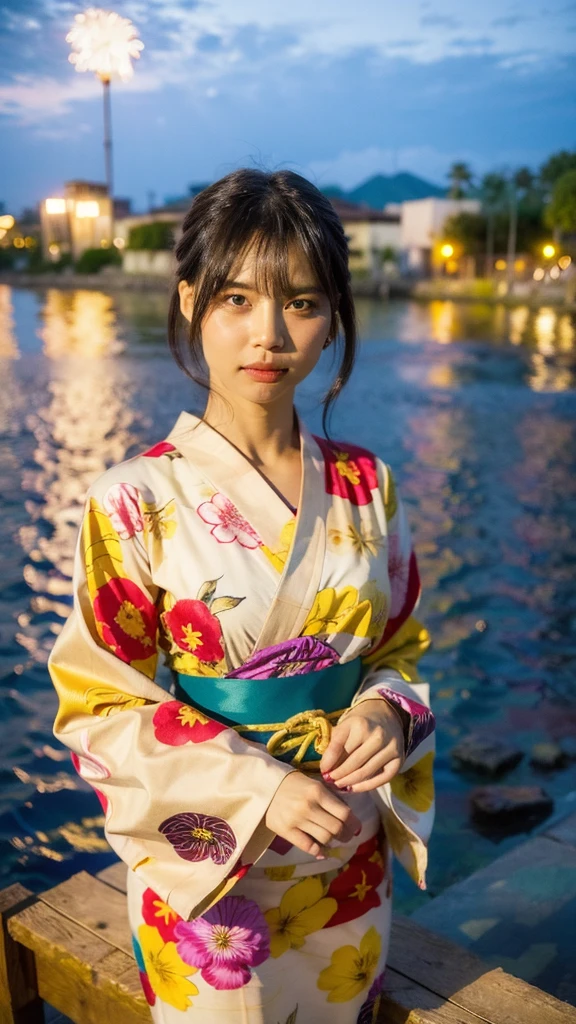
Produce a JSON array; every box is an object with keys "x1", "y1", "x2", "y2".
[
  {"x1": 389, "y1": 915, "x2": 576, "y2": 1024},
  {"x1": 8, "y1": 899, "x2": 149, "y2": 1024},
  {"x1": 40, "y1": 871, "x2": 133, "y2": 957},
  {"x1": 378, "y1": 967, "x2": 485, "y2": 1024},
  {"x1": 0, "y1": 884, "x2": 44, "y2": 1024},
  {"x1": 97, "y1": 861, "x2": 128, "y2": 893}
]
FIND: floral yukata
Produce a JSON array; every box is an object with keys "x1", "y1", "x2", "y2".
[{"x1": 48, "y1": 410, "x2": 435, "y2": 1024}]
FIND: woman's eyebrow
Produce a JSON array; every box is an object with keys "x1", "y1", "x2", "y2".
[{"x1": 223, "y1": 279, "x2": 324, "y2": 296}]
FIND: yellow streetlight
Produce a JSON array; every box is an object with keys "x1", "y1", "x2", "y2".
[
  {"x1": 67, "y1": 9, "x2": 143, "y2": 207},
  {"x1": 45, "y1": 198, "x2": 67, "y2": 215},
  {"x1": 0, "y1": 215, "x2": 15, "y2": 231},
  {"x1": 558, "y1": 255, "x2": 572, "y2": 271},
  {"x1": 542, "y1": 243, "x2": 556, "y2": 259},
  {"x1": 440, "y1": 243, "x2": 454, "y2": 259}
]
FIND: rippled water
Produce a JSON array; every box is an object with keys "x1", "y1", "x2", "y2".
[{"x1": 1, "y1": 285, "x2": 575, "y2": 911}]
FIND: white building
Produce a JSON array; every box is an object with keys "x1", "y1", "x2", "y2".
[{"x1": 400, "y1": 197, "x2": 481, "y2": 276}]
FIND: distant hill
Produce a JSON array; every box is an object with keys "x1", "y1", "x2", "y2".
[{"x1": 337, "y1": 172, "x2": 446, "y2": 209}]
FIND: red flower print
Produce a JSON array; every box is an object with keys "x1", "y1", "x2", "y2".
[
  {"x1": 142, "y1": 441, "x2": 177, "y2": 458},
  {"x1": 139, "y1": 971, "x2": 156, "y2": 1006},
  {"x1": 102, "y1": 482, "x2": 144, "y2": 540},
  {"x1": 142, "y1": 887, "x2": 183, "y2": 943},
  {"x1": 324, "y1": 832, "x2": 387, "y2": 928},
  {"x1": 153, "y1": 701, "x2": 228, "y2": 745},
  {"x1": 93, "y1": 577, "x2": 158, "y2": 663},
  {"x1": 197, "y1": 493, "x2": 262, "y2": 548},
  {"x1": 163, "y1": 600, "x2": 224, "y2": 662},
  {"x1": 314, "y1": 435, "x2": 378, "y2": 506},
  {"x1": 159, "y1": 812, "x2": 237, "y2": 865},
  {"x1": 227, "y1": 859, "x2": 253, "y2": 882}
]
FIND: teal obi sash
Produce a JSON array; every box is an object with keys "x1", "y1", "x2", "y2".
[{"x1": 174, "y1": 658, "x2": 362, "y2": 768}]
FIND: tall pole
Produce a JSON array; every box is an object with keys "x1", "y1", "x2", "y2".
[
  {"x1": 102, "y1": 75, "x2": 114, "y2": 243},
  {"x1": 506, "y1": 179, "x2": 517, "y2": 296}
]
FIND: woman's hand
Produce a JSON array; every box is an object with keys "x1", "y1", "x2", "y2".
[
  {"x1": 265, "y1": 771, "x2": 362, "y2": 860},
  {"x1": 319, "y1": 699, "x2": 405, "y2": 793}
]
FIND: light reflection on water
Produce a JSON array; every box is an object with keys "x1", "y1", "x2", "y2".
[{"x1": 1, "y1": 286, "x2": 575, "y2": 910}]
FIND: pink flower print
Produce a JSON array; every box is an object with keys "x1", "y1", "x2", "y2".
[
  {"x1": 175, "y1": 896, "x2": 270, "y2": 990},
  {"x1": 70, "y1": 731, "x2": 110, "y2": 814},
  {"x1": 387, "y1": 534, "x2": 410, "y2": 618},
  {"x1": 142, "y1": 441, "x2": 177, "y2": 458},
  {"x1": 102, "y1": 482, "x2": 144, "y2": 539},
  {"x1": 197, "y1": 493, "x2": 262, "y2": 549},
  {"x1": 159, "y1": 812, "x2": 237, "y2": 865},
  {"x1": 153, "y1": 701, "x2": 228, "y2": 745}
]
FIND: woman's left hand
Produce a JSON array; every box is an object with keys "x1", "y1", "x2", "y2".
[{"x1": 319, "y1": 699, "x2": 405, "y2": 793}]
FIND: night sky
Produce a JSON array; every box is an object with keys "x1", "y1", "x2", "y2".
[{"x1": 1, "y1": 0, "x2": 575, "y2": 215}]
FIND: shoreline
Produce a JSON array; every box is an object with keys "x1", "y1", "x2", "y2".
[{"x1": 1, "y1": 270, "x2": 574, "y2": 312}]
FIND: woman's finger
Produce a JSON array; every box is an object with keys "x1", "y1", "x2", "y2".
[
  {"x1": 329, "y1": 729, "x2": 386, "y2": 782},
  {"x1": 348, "y1": 757, "x2": 403, "y2": 793},
  {"x1": 319, "y1": 720, "x2": 358, "y2": 775},
  {"x1": 332, "y1": 747, "x2": 392, "y2": 789},
  {"x1": 287, "y1": 827, "x2": 329, "y2": 860}
]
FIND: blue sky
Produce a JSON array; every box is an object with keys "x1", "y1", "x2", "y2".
[{"x1": 1, "y1": 0, "x2": 575, "y2": 214}]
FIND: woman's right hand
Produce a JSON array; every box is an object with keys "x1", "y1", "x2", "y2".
[{"x1": 265, "y1": 771, "x2": 362, "y2": 860}]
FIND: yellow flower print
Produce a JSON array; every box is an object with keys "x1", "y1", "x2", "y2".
[
  {"x1": 84, "y1": 686, "x2": 150, "y2": 717},
  {"x1": 384, "y1": 465, "x2": 398, "y2": 522},
  {"x1": 168, "y1": 650, "x2": 227, "y2": 677},
  {"x1": 264, "y1": 876, "x2": 337, "y2": 958},
  {"x1": 317, "y1": 925, "x2": 381, "y2": 1003},
  {"x1": 302, "y1": 586, "x2": 373, "y2": 639},
  {"x1": 391, "y1": 751, "x2": 435, "y2": 813},
  {"x1": 358, "y1": 581, "x2": 388, "y2": 638},
  {"x1": 261, "y1": 519, "x2": 296, "y2": 573},
  {"x1": 83, "y1": 498, "x2": 124, "y2": 598},
  {"x1": 137, "y1": 924, "x2": 198, "y2": 1011},
  {"x1": 327, "y1": 521, "x2": 384, "y2": 560},
  {"x1": 142, "y1": 499, "x2": 177, "y2": 569},
  {"x1": 334, "y1": 450, "x2": 361, "y2": 485}
]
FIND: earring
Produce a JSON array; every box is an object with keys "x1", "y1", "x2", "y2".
[{"x1": 323, "y1": 337, "x2": 332, "y2": 349}]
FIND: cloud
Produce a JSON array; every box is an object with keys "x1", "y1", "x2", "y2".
[
  {"x1": 491, "y1": 14, "x2": 530, "y2": 27},
  {"x1": 421, "y1": 13, "x2": 461, "y2": 29}
]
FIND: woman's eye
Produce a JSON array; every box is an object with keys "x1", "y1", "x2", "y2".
[
  {"x1": 289, "y1": 299, "x2": 313, "y2": 311},
  {"x1": 226, "y1": 294, "x2": 247, "y2": 307}
]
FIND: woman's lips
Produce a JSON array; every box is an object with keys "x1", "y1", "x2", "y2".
[{"x1": 242, "y1": 367, "x2": 288, "y2": 382}]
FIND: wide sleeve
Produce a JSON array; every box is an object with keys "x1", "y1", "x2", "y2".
[
  {"x1": 346, "y1": 462, "x2": 436, "y2": 889},
  {"x1": 48, "y1": 479, "x2": 296, "y2": 921}
]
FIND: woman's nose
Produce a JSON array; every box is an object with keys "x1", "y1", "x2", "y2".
[{"x1": 250, "y1": 300, "x2": 286, "y2": 349}]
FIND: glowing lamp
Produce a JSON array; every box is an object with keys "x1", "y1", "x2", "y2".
[
  {"x1": 549, "y1": 266, "x2": 560, "y2": 280},
  {"x1": 113, "y1": 236, "x2": 126, "y2": 248},
  {"x1": 440, "y1": 243, "x2": 454, "y2": 258},
  {"x1": 75, "y1": 201, "x2": 100, "y2": 219},
  {"x1": 558, "y1": 255, "x2": 572, "y2": 270},
  {"x1": 495, "y1": 259, "x2": 507, "y2": 271},
  {"x1": 48, "y1": 243, "x2": 61, "y2": 255},
  {"x1": 13, "y1": 237, "x2": 25, "y2": 248},
  {"x1": 0, "y1": 215, "x2": 15, "y2": 230},
  {"x1": 533, "y1": 268, "x2": 545, "y2": 281},
  {"x1": 542, "y1": 244, "x2": 556, "y2": 259},
  {"x1": 46, "y1": 198, "x2": 67, "y2": 215}
]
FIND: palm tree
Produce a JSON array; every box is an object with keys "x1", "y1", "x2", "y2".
[
  {"x1": 480, "y1": 172, "x2": 507, "y2": 277},
  {"x1": 447, "y1": 162, "x2": 474, "y2": 199}
]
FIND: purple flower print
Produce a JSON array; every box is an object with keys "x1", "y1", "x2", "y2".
[
  {"x1": 159, "y1": 812, "x2": 236, "y2": 865},
  {"x1": 357, "y1": 970, "x2": 385, "y2": 1023},
  {"x1": 228, "y1": 635, "x2": 340, "y2": 679},
  {"x1": 377, "y1": 686, "x2": 435, "y2": 758},
  {"x1": 175, "y1": 895, "x2": 270, "y2": 990}
]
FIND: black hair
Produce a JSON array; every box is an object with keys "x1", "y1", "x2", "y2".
[{"x1": 167, "y1": 168, "x2": 357, "y2": 436}]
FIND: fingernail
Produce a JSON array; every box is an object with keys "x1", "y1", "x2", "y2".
[
  {"x1": 353, "y1": 826, "x2": 361, "y2": 836},
  {"x1": 337, "y1": 784, "x2": 352, "y2": 792},
  {"x1": 316, "y1": 854, "x2": 326, "y2": 860},
  {"x1": 322, "y1": 772, "x2": 333, "y2": 782}
]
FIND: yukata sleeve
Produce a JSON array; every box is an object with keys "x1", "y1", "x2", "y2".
[
  {"x1": 48, "y1": 479, "x2": 296, "y2": 921},
  {"x1": 347, "y1": 462, "x2": 436, "y2": 889}
]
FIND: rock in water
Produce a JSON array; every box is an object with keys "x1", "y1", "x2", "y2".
[
  {"x1": 470, "y1": 785, "x2": 553, "y2": 832},
  {"x1": 451, "y1": 734, "x2": 524, "y2": 776},
  {"x1": 530, "y1": 741, "x2": 567, "y2": 770}
]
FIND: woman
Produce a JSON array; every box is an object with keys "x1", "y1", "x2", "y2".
[{"x1": 48, "y1": 169, "x2": 435, "y2": 1023}]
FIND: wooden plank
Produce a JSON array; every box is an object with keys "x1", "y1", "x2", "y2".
[
  {"x1": 378, "y1": 967, "x2": 486, "y2": 1024},
  {"x1": 39, "y1": 871, "x2": 133, "y2": 958},
  {"x1": 545, "y1": 812, "x2": 576, "y2": 849},
  {"x1": 97, "y1": 861, "x2": 128, "y2": 893},
  {"x1": 388, "y1": 916, "x2": 576, "y2": 1024},
  {"x1": 8, "y1": 900, "x2": 149, "y2": 1024},
  {"x1": 0, "y1": 884, "x2": 44, "y2": 1024}
]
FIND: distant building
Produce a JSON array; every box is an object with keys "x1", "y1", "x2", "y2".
[
  {"x1": 400, "y1": 197, "x2": 481, "y2": 276},
  {"x1": 40, "y1": 180, "x2": 113, "y2": 261},
  {"x1": 330, "y1": 198, "x2": 400, "y2": 276}
]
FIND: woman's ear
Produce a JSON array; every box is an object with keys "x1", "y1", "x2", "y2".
[{"x1": 178, "y1": 280, "x2": 194, "y2": 323}]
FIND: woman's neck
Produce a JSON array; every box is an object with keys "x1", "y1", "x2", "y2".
[{"x1": 202, "y1": 391, "x2": 300, "y2": 464}]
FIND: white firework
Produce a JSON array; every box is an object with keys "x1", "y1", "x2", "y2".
[{"x1": 66, "y1": 8, "x2": 144, "y2": 82}]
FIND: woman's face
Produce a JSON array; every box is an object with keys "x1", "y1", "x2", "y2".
[{"x1": 178, "y1": 239, "x2": 334, "y2": 407}]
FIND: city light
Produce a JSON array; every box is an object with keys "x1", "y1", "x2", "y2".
[
  {"x1": 113, "y1": 236, "x2": 126, "y2": 248},
  {"x1": 66, "y1": 9, "x2": 143, "y2": 83},
  {"x1": 542, "y1": 244, "x2": 556, "y2": 259},
  {"x1": 440, "y1": 243, "x2": 454, "y2": 258},
  {"x1": 495, "y1": 259, "x2": 507, "y2": 271},
  {"x1": 0, "y1": 215, "x2": 15, "y2": 230},
  {"x1": 558, "y1": 255, "x2": 572, "y2": 270},
  {"x1": 13, "y1": 237, "x2": 25, "y2": 249},
  {"x1": 46, "y1": 199, "x2": 67, "y2": 215},
  {"x1": 48, "y1": 243, "x2": 61, "y2": 255},
  {"x1": 549, "y1": 266, "x2": 560, "y2": 280},
  {"x1": 533, "y1": 268, "x2": 545, "y2": 281},
  {"x1": 75, "y1": 201, "x2": 100, "y2": 219}
]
